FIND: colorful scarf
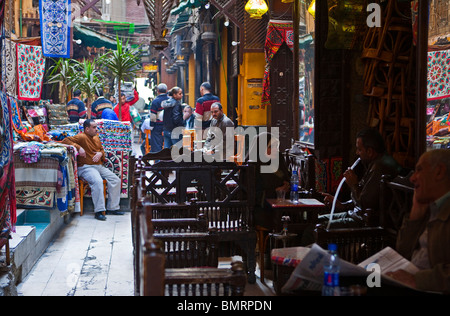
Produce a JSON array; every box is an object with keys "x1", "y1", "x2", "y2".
[
  {"x1": 427, "y1": 49, "x2": 450, "y2": 100},
  {"x1": 16, "y1": 43, "x2": 46, "y2": 101},
  {"x1": 261, "y1": 21, "x2": 294, "y2": 109},
  {"x1": 0, "y1": 92, "x2": 17, "y2": 240},
  {"x1": 39, "y1": 0, "x2": 72, "y2": 58}
]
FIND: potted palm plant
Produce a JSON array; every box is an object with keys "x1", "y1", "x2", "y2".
[
  {"x1": 46, "y1": 58, "x2": 78, "y2": 104},
  {"x1": 70, "y1": 59, "x2": 105, "y2": 119},
  {"x1": 98, "y1": 35, "x2": 142, "y2": 121}
]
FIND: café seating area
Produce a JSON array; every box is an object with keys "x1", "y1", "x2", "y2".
[{"x1": 130, "y1": 147, "x2": 415, "y2": 296}]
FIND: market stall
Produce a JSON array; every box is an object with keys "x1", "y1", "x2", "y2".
[{"x1": 8, "y1": 91, "x2": 132, "y2": 215}]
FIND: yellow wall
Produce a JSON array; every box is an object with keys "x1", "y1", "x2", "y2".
[
  {"x1": 219, "y1": 31, "x2": 228, "y2": 116},
  {"x1": 188, "y1": 54, "x2": 196, "y2": 107},
  {"x1": 238, "y1": 52, "x2": 267, "y2": 126}
]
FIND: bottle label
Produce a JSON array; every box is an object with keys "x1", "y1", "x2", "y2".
[
  {"x1": 291, "y1": 184, "x2": 298, "y2": 192},
  {"x1": 323, "y1": 272, "x2": 339, "y2": 287}
]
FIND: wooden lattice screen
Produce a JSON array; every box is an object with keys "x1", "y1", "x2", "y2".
[
  {"x1": 211, "y1": 0, "x2": 268, "y2": 63},
  {"x1": 363, "y1": 0, "x2": 416, "y2": 169}
]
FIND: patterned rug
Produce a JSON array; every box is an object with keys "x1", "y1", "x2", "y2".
[
  {"x1": 39, "y1": 0, "x2": 71, "y2": 58},
  {"x1": 16, "y1": 43, "x2": 46, "y2": 101},
  {"x1": 0, "y1": 91, "x2": 16, "y2": 239},
  {"x1": 427, "y1": 48, "x2": 450, "y2": 100},
  {"x1": 261, "y1": 20, "x2": 294, "y2": 109}
]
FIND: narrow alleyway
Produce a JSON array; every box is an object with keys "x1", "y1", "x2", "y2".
[{"x1": 17, "y1": 212, "x2": 135, "y2": 296}]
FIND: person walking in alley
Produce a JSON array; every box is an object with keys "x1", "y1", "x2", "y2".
[
  {"x1": 194, "y1": 82, "x2": 220, "y2": 130},
  {"x1": 63, "y1": 119, "x2": 123, "y2": 221},
  {"x1": 162, "y1": 86, "x2": 184, "y2": 149},
  {"x1": 149, "y1": 83, "x2": 169, "y2": 153}
]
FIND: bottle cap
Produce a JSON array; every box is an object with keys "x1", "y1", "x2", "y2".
[{"x1": 328, "y1": 243, "x2": 337, "y2": 251}]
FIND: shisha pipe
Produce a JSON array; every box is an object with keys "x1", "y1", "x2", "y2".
[{"x1": 326, "y1": 157, "x2": 361, "y2": 230}]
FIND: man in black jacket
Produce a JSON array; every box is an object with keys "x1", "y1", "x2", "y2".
[{"x1": 162, "y1": 86, "x2": 184, "y2": 149}]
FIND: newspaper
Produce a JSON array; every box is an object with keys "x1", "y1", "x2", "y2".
[{"x1": 281, "y1": 243, "x2": 419, "y2": 293}]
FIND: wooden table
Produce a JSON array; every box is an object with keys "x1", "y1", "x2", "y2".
[
  {"x1": 257, "y1": 198, "x2": 325, "y2": 283},
  {"x1": 265, "y1": 198, "x2": 326, "y2": 234}
]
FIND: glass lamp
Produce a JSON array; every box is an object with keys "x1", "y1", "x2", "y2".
[{"x1": 245, "y1": 0, "x2": 269, "y2": 19}]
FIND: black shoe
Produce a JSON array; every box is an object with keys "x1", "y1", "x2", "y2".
[
  {"x1": 95, "y1": 212, "x2": 107, "y2": 221},
  {"x1": 106, "y1": 210, "x2": 125, "y2": 215}
]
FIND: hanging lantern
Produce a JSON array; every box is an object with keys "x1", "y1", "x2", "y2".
[{"x1": 245, "y1": 0, "x2": 269, "y2": 19}]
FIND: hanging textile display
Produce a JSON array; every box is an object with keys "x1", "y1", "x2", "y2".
[
  {"x1": 2, "y1": 39, "x2": 17, "y2": 97},
  {"x1": 16, "y1": 43, "x2": 46, "y2": 101},
  {"x1": 427, "y1": 48, "x2": 450, "y2": 101},
  {"x1": 39, "y1": 0, "x2": 72, "y2": 58},
  {"x1": 0, "y1": 92, "x2": 17, "y2": 242},
  {"x1": 261, "y1": 20, "x2": 294, "y2": 109}
]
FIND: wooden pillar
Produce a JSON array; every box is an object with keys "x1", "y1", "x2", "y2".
[{"x1": 415, "y1": 0, "x2": 428, "y2": 159}]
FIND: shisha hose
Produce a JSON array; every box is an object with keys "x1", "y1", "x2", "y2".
[{"x1": 326, "y1": 157, "x2": 361, "y2": 230}]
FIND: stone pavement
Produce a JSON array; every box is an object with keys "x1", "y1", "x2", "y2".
[
  {"x1": 16, "y1": 210, "x2": 275, "y2": 296},
  {"x1": 17, "y1": 212, "x2": 134, "y2": 296}
]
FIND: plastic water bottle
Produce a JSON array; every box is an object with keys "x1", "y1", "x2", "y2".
[
  {"x1": 322, "y1": 243, "x2": 340, "y2": 296},
  {"x1": 290, "y1": 170, "x2": 299, "y2": 203}
]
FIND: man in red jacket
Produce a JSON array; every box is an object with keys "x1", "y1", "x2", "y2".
[{"x1": 114, "y1": 89, "x2": 139, "y2": 122}]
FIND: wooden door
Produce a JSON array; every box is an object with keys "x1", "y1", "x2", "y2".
[{"x1": 268, "y1": 42, "x2": 294, "y2": 152}]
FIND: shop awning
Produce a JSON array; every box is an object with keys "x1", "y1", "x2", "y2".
[
  {"x1": 299, "y1": 34, "x2": 313, "y2": 49},
  {"x1": 92, "y1": 19, "x2": 136, "y2": 34},
  {"x1": 171, "y1": 0, "x2": 208, "y2": 15},
  {"x1": 73, "y1": 23, "x2": 117, "y2": 50},
  {"x1": 170, "y1": 10, "x2": 191, "y2": 35}
]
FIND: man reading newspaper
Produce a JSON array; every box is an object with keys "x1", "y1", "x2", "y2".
[{"x1": 283, "y1": 149, "x2": 450, "y2": 295}]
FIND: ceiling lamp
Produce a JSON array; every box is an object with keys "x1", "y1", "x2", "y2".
[
  {"x1": 141, "y1": 0, "x2": 178, "y2": 50},
  {"x1": 245, "y1": 0, "x2": 268, "y2": 19}
]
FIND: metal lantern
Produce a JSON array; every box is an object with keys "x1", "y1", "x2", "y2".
[
  {"x1": 142, "y1": 0, "x2": 178, "y2": 50},
  {"x1": 244, "y1": 0, "x2": 269, "y2": 19},
  {"x1": 175, "y1": 55, "x2": 186, "y2": 66},
  {"x1": 201, "y1": 23, "x2": 216, "y2": 42},
  {"x1": 180, "y1": 40, "x2": 192, "y2": 57}
]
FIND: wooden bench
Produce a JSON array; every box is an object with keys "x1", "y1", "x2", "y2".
[{"x1": 138, "y1": 202, "x2": 247, "y2": 296}]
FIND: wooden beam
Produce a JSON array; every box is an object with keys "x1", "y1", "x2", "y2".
[{"x1": 79, "y1": 0, "x2": 102, "y2": 16}]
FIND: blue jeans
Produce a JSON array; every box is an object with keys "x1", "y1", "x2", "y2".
[
  {"x1": 163, "y1": 130, "x2": 183, "y2": 149},
  {"x1": 150, "y1": 124, "x2": 164, "y2": 153}
]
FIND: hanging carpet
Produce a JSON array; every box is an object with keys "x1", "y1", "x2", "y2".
[
  {"x1": 39, "y1": 0, "x2": 72, "y2": 58},
  {"x1": 261, "y1": 20, "x2": 294, "y2": 109},
  {"x1": 427, "y1": 48, "x2": 450, "y2": 101},
  {"x1": 16, "y1": 43, "x2": 46, "y2": 101},
  {"x1": 0, "y1": 92, "x2": 17, "y2": 241}
]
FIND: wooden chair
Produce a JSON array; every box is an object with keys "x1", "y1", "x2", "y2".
[
  {"x1": 228, "y1": 134, "x2": 245, "y2": 165},
  {"x1": 78, "y1": 178, "x2": 107, "y2": 216},
  {"x1": 138, "y1": 202, "x2": 247, "y2": 296},
  {"x1": 144, "y1": 129, "x2": 151, "y2": 154},
  {"x1": 182, "y1": 129, "x2": 195, "y2": 151}
]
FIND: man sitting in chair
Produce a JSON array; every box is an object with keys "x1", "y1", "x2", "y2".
[{"x1": 63, "y1": 119, "x2": 123, "y2": 221}]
